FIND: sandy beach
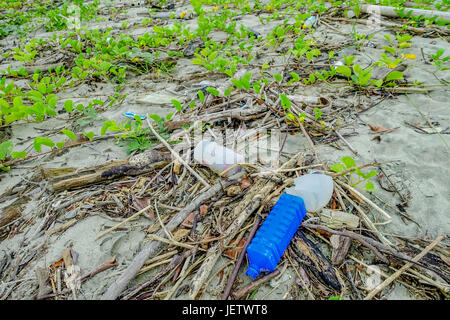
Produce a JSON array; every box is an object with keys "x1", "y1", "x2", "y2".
[{"x1": 0, "y1": 0, "x2": 449, "y2": 301}]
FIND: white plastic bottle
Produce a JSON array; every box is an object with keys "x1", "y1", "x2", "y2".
[
  {"x1": 193, "y1": 140, "x2": 244, "y2": 177},
  {"x1": 285, "y1": 172, "x2": 333, "y2": 212}
]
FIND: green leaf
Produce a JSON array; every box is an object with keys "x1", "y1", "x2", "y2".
[
  {"x1": 365, "y1": 181, "x2": 375, "y2": 191},
  {"x1": 33, "y1": 137, "x2": 55, "y2": 152},
  {"x1": 336, "y1": 65, "x2": 351, "y2": 78},
  {"x1": 314, "y1": 107, "x2": 323, "y2": 121},
  {"x1": 286, "y1": 112, "x2": 296, "y2": 121},
  {"x1": 280, "y1": 94, "x2": 291, "y2": 110},
  {"x1": 64, "y1": 100, "x2": 74, "y2": 113},
  {"x1": 37, "y1": 82, "x2": 47, "y2": 94},
  {"x1": 0, "y1": 165, "x2": 10, "y2": 172},
  {"x1": 171, "y1": 99, "x2": 183, "y2": 111},
  {"x1": 46, "y1": 94, "x2": 58, "y2": 108},
  {"x1": 273, "y1": 73, "x2": 282, "y2": 82},
  {"x1": 62, "y1": 129, "x2": 76, "y2": 141},
  {"x1": 11, "y1": 151, "x2": 27, "y2": 159},
  {"x1": 83, "y1": 131, "x2": 95, "y2": 140},
  {"x1": 197, "y1": 90, "x2": 205, "y2": 103},
  {"x1": 206, "y1": 87, "x2": 220, "y2": 96},
  {"x1": 341, "y1": 156, "x2": 356, "y2": 169},
  {"x1": 364, "y1": 170, "x2": 377, "y2": 179},
  {"x1": 289, "y1": 72, "x2": 300, "y2": 83},
  {"x1": 372, "y1": 79, "x2": 383, "y2": 88},
  {"x1": 0, "y1": 98, "x2": 10, "y2": 110},
  {"x1": 149, "y1": 114, "x2": 161, "y2": 122},
  {"x1": 241, "y1": 72, "x2": 252, "y2": 90},
  {"x1": 56, "y1": 141, "x2": 65, "y2": 149},
  {"x1": 261, "y1": 62, "x2": 270, "y2": 71},
  {"x1": 0, "y1": 141, "x2": 14, "y2": 159},
  {"x1": 330, "y1": 163, "x2": 346, "y2": 173},
  {"x1": 383, "y1": 46, "x2": 396, "y2": 55},
  {"x1": 385, "y1": 71, "x2": 404, "y2": 82},
  {"x1": 92, "y1": 99, "x2": 104, "y2": 105},
  {"x1": 13, "y1": 96, "x2": 23, "y2": 108},
  {"x1": 224, "y1": 87, "x2": 233, "y2": 97}
]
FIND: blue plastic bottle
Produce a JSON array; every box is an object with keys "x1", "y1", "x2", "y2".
[{"x1": 246, "y1": 193, "x2": 307, "y2": 279}]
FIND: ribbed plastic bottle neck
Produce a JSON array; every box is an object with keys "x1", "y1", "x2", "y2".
[{"x1": 246, "y1": 265, "x2": 260, "y2": 279}]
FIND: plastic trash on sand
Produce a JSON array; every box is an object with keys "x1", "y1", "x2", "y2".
[
  {"x1": 123, "y1": 112, "x2": 146, "y2": 120},
  {"x1": 193, "y1": 140, "x2": 244, "y2": 177},
  {"x1": 285, "y1": 172, "x2": 333, "y2": 212},
  {"x1": 246, "y1": 193, "x2": 307, "y2": 279},
  {"x1": 246, "y1": 172, "x2": 333, "y2": 278}
]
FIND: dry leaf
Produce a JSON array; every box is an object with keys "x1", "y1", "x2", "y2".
[
  {"x1": 173, "y1": 229, "x2": 190, "y2": 242},
  {"x1": 199, "y1": 204, "x2": 208, "y2": 217},
  {"x1": 181, "y1": 212, "x2": 196, "y2": 228},
  {"x1": 368, "y1": 124, "x2": 397, "y2": 134},
  {"x1": 224, "y1": 238, "x2": 246, "y2": 260},
  {"x1": 50, "y1": 258, "x2": 64, "y2": 270},
  {"x1": 240, "y1": 174, "x2": 252, "y2": 189}
]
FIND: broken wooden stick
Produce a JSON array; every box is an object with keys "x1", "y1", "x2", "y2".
[
  {"x1": 364, "y1": 235, "x2": 445, "y2": 300},
  {"x1": 222, "y1": 216, "x2": 261, "y2": 300},
  {"x1": 232, "y1": 269, "x2": 280, "y2": 300}
]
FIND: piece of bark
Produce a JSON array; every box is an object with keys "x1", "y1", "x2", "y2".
[
  {"x1": 62, "y1": 248, "x2": 73, "y2": 268},
  {"x1": 320, "y1": 209, "x2": 360, "y2": 230},
  {"x1": 293, "y1": 230, "x2": 342, "y2": 291},
  {"x1": 0, "y1": 196, "x2": 29, "y2": 228},
  {"x1": 330, "y1": 235, "x2": 351, "y2": 266}
]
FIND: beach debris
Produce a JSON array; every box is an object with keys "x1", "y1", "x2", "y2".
[
  {"x1": 35, "y1": 267, "x2": 52, "y2": 298},
  {"x1": 330, "y1": 235, "x2": 352, "y2": 265},
  {"x1": 123, "y1": 112, "x2": 146, "y2": 120},
  {"x1": 62, "y1": 248, "x2": 81, "y2": 299},
  {"x1": 1, "y1": 0, "x2": 448, "y2": 303},
  {"x1": 285, "y1": 173, "x2": 333, "y2": 212},
  {"x1": 193, "y1": 140, "x2": 245, "y2": 177},
  {"x1": 319, "y1": 209, "x2": 360, "y2": 230},
  {"x1": 292, "y1": 230, "x2": 342, "y2": 291},
  {"x1": 246, "y1": 193, "x2": 307, "y2": 279},
  {"x1": 405, "y1": 121, "x2": 450, "y2": 135},
  {"x1": 368, "y1": 124, "x2": 398, "y2": 134}
]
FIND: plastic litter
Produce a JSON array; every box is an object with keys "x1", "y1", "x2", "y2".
[
  {"x1": 122, "y1": 112, "x2": 146, "y2": 120},
  {"x1": 285, "y1": 172, "x2": 333, "y2": 212},
  {"x1": 246, "y1": 193, "x2": 307, "y2": 279},
  {"x1": 303, "y1": 16, "x2": 317, "y2": 28},
  {"x1": 193, "y1": 140, "x2": 244, "y2": 177},
  {"x1": 246, "y1": 172, "x2": 333, "y2": 278}
]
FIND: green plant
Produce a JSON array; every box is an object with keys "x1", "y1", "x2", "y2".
[
  {"x1": 430, "y1": 48, "x2": 450, "y2": 71},
  {"x1": 330, "y1": 156, "x2": 377, "y2": 191}
]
